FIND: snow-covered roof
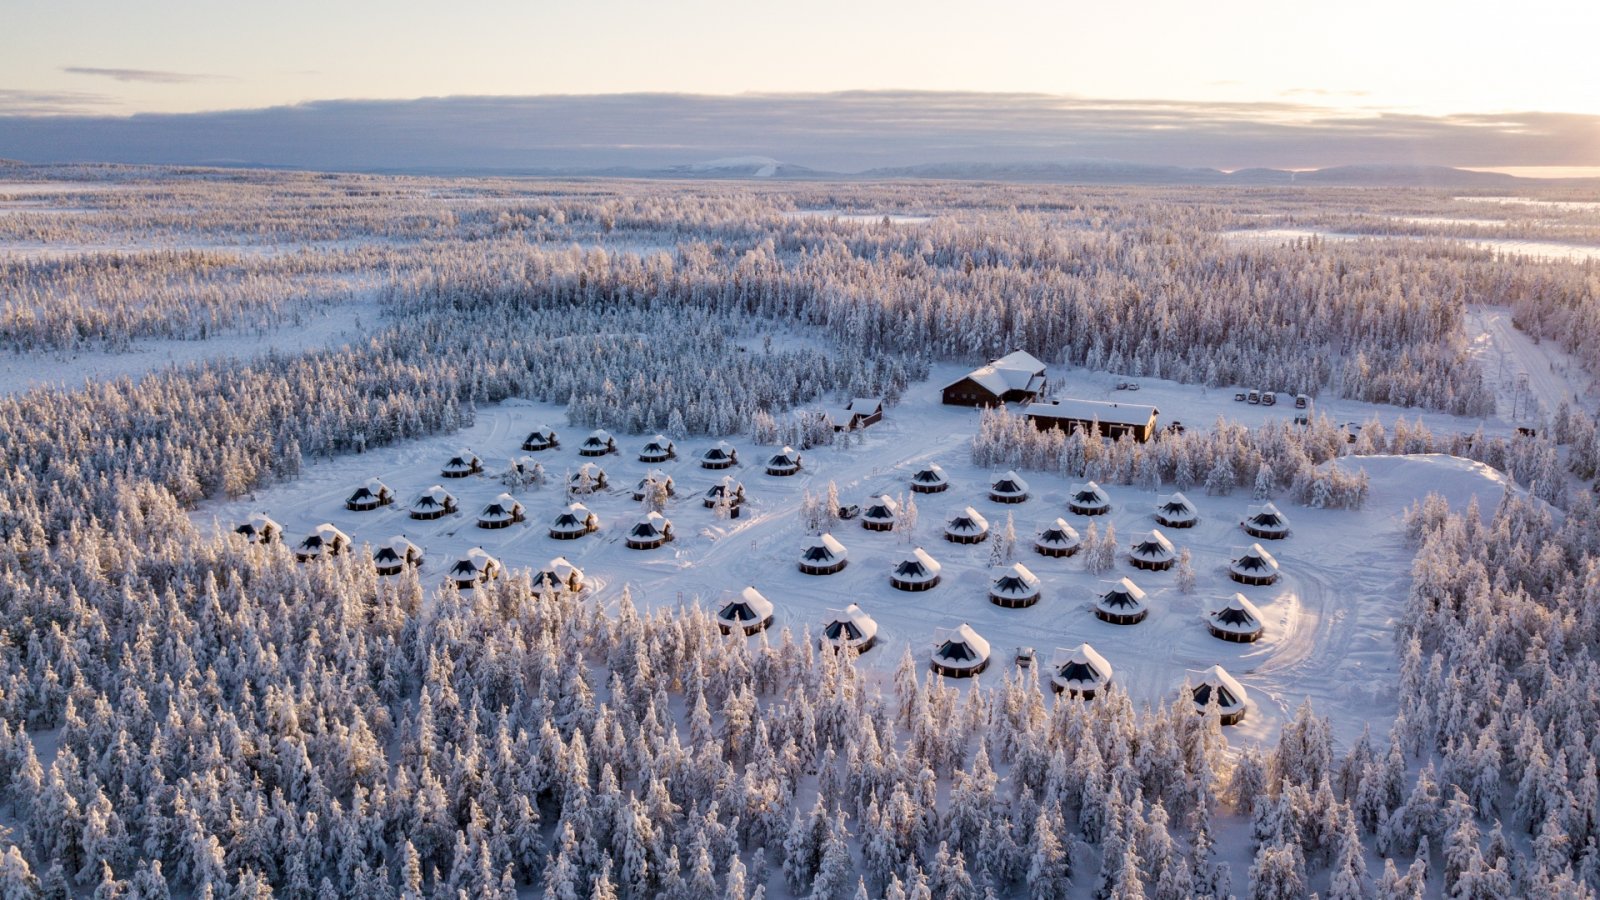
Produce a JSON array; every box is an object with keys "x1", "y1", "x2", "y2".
[
  {"x1": 1210, "y1": 594, "x2": 1264, "y2": 635},
  {"x1": 700, "y1": 441, "x2": 736, "y2": 459},
  {"x1": 1231, "y1": 544, "x2": 1280, "y2": 572},
  {"x1": 894, "y1": 547, "x2": 942, "y2": 579},
  {"x1": 631, "y1": 512, "x2": 671, "y2": 536},
  {"x1": 1157, "y1": 492, "x2": 1196, "y2": 516},
  {"x1": 990, "y1": 470, "x2": 1029, "y2": 493},
  {"x1": 943, "y1": 350, "x2": 1047, "y2": 395},
  {"x1": 1245, "y1": 503, "x2": 1289, "y2": 528},
  {"x1": 863, "y1": 495, "x2": 900, "y2": 519},
  {"x1": 1070, "y1": 481, "x2": 1110, "y2": 505},
  {"x1": 945, "y1": 507, "x2": 990, "y2": 536},
  {"x1": 1050, "y1": 644, "x2": 1113, "y2": 691},
  {"x1": 932, "y1": 623, "x2": 991, "y2": 668},
  {"x1": 538, "y1": 556, "x2": 582, "y2": 583},
  {"x1": 1025, "y1": 399, "x2": 1159, "y2": 428},
  {"x1": 991, "y1": 349, "x2": 1047, "y2": 373},
  {"x1": 719, "y1": 586, "x2": 774, "y2": 624},
  {"x1": 1096, "y1": 577, "x2": 1148, "y2": 612},
  {"x1": 801, "y1": 533, "x2": 847, "y2": 562},
  {"x1": 1191, "y1": 665, "x2": 1248, "y2": 711},
  {"x1": 582, "y1": 430, "x2": 613, "y2": 446},
  {"x1": 1037, "y1": 518, "x2": 1081, "y2": 545},
  {"x1": 451, "y1": 547, "x2": 499, "y2": 577},
  {"x1": 990, "y1": 563, "x2": 1041, "y2": 598},
  {"x1": 446, "y1": 448, "x2": 479, "y2": 464},
  {"x1": 768, "y1": 447, "x2": 800, "y2": 464},
  {"x1": 238, "y1": 512, "x2": 280, "y2": 535},
  {"x1": 414, "y1": 485, "x2": 454, "y2": 507},
  {"x1": 1130, "y1": 530, "x2": 1176, "y2": 561},
  {"x1": 849, "y1": 397, "x2": 883, "y2": 413},
  {"x1": 571, "y1": 462, "x2": 606, "y2": 480},
  {"x1": 705, "y1": 476, "x2": 744, "y2": 498},
  {"x1": 912, "y1": 464, "x2": 949, "y2": 485},
  {"x1": 643, "y1": 434, "x2": 672, "y2": 450},
  {"x1": 822, "y1": 604, "x2": 877, "y2": 646},
  {"x1": 374, "y1": 535, "x2": 420, "y2": 564}
]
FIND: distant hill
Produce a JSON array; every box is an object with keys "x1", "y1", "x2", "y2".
[{"x1": 857, "y1": 160, "x2": 1532, "y2": 188}]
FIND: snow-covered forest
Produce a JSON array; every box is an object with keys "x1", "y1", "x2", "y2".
[{"x1": 0, "y1": 167, "x2": 1599, "y2": 898}]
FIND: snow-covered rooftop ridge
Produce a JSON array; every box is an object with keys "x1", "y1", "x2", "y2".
[
  {"x1": 1050, "y1": 643, "x2": 1112, "y2": 673},
  {"x1": 933, "y1": 623, "x2": 991, "y2": 657},
  {"x1": 1026, "y1": 398, "x2": 1159, "y2": 426}
]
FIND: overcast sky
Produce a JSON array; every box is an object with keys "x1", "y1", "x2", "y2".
[{"x1": 4, "y1": 0, "x2": 1599, "y2": 172}]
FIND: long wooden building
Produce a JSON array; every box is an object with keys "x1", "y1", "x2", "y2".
[{"x1": 1024, "y1": 398, "x2": 1160, "y2": 442}]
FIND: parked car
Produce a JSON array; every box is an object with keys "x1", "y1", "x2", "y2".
[
  {"x1": 1294, "y1": 393, "x2": 1310, "y2": 409},
  {"x1": 1165, "y1": 421, "x2": 1186, "y2": 435},
  {"x1": 1234, "y1": 392, "x2": 1246, "y2": 402},
  {"x1": 1247, "y1": 390, "x2": 1261, "y2": 404},
  {"x1": 1262, "y1": 391, "x2": 1277, "y2": 406},
  {"x1": 1015, "y1": 647, "x2": 1036, "y2": 669},
  {"x1": 837, "y1": 504, "x2": 860, "y2": 520}
]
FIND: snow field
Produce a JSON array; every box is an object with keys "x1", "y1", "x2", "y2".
[{"x1": 200, "y1": 368, "x2": 1528, "y2": 748}]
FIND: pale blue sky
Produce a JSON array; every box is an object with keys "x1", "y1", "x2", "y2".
[{"x1": 5, "y1": 0, "x2": 1599, "y2": 117}]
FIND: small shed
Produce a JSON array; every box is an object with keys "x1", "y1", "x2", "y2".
[
  {"x1": 1034, "y1": 518, "x2": 1082, "y2": 558},
  {"x1": 1208, "y1": 594, "x2": 1265, "y2": 643},
  {"x1": 1154, "y1": 492, "x2": 1198, "y2": 528},
  {"x1": 638, "y1": 434, "x2": 676, "y2": 463},
  {"x1": 448, "y1": 548, "x2": 501, "y2": 589},
  {"x1": 1050, "y1": 644, "x2": 1113, "y2": 697},
  {"x1": 477, "y1": 493, "x2": 526, "y2": 529},
  {"x1": 410, "y1": 485, "x2": 457, "y2": 520},
  {"x1": 988, "y1": 470, "x2": 1030, "y2": 503},
  {"x1": 373, "y1": 536, "x2": 423, "y2": 576},
  {"x1": 765, "y1": 447, "x2": 802, "y2": 476},
  {"x1": 295, "y1": 524, "x2": 351, "y2": 562},
  {"x1": 861, "y1": 495, "x2": 900, "y2": 532},
  {"x1": 532, "y1": 557, "x2": 584, "y2": 595},
  {"x1": 890, "y1": 548, "x2": 942, "y2": 591},
  {"x1": 820, "y1": 604, "x2": 878, "y2": 653},
  {"x1": 235, "y1": 513, "x2": 282, "y2": 545},
  {"x1": 625, "y1": 512, "x2": 674, "y2": 549},
  {"x1": 909, "y1": 464, "x2": 950, "y2": 493},
  {"x1": 441, "y1": 449, "x2": 482, "y2": 479},
  {"x1": 1242, "y1": 503, "x2": 1291, "y2": 540},
  {"x1": 989, "y1": 563, "x2": 1042, "y2": 608},
  {"x1": 1094, "y1": 577, "x2": 1149, "y2": 624},
  {"x1": 1128, "y1": 530, "x2": 1177, "y2": 571},
  {"x1": 549, "y1": 503, "x2": 600, "y2": 540},
  {"x1": 579, "y1": 429, "x2": 617, "y2": 457},
  {"x1": 521, "y1": 426, "x2": 559, "y2": 452},
  {"x1": 717, "y1": 586, "x2": 775, "y2": 636},
  {"x1": 631, "y1": 470, "x2": 675, "y2": 501},
  {"x1": 798, "y1": 533, "x2": 849, "y2": 575},
  {"x1": 1190, "y1": 665, "x2": 1249, "y2": 725},
  {"x1": 930, "y1": 624, "x2": 991, "y2": 677},
  {"x1": 702, "y1": 476, "x2": 746, "y2": 509},
  {"x1": 1068, "y1": 481, "x2": 1111, "y2": 516},
  {"x1": 345, "y1": 478, "x2": 394, "y2": 511},
  {"x1": 1229, "y1": 544, "x2": 1281, "y2": 586},
  {"x1": 699, "y1": 441, "x2": 739, "y2": 470},
  {"x1": 943, "y1": 507, "x2": 990, "y2": 544}
]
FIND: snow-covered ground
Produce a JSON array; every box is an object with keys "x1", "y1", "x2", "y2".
[
  {"x1": 1463, "y1": 305, "x2": 1596, "y2": 420},
  {"x1": 199, "y1": 365, "x2": 1527, "y2": 749},
  {"x1": 1221, "y1": 227, "x2": 1600, "y2": 262}
]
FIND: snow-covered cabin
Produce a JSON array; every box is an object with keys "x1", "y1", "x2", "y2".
[
  {"x1": 1229, "y1": 544, "x2": 1281, "y2": 585},
  {"x1": 409, "y1": 485, "x2": 457, "y2": 520},
  {"x1": 506, "y1": 456, "x2": 544, "y2": 484},
  {"x1": 1241, "y1": 502, "x2": 1291, "y2": 540},
  {"x1": 988, "y1": 470, "x2": 1030, "y2": 503},
  {"x1": 345, "y1": 478, "x2": 394, "y2": 511},
  {"x1": 631, "y1": 470, "x2": 675, "y2": 502},
  {"x1": 1208, "y1": 593, "x2": 1265, "y2": 643},
  {"x1": 234, "y1": 512, "x2": 282, "y2": 545},
  {"x1": 549, "y1": 503, "x2": 599, "y2": 540},
  {"x1": 698, "y1": 441, "x2": 739, "y2": 470},
  {"x1": 765, "y1": 447, "x2": 802, "y2": 476},
  {"x1": 448, "y1": 548, "x2": 500, "y2": 588},
  {"x1": 909, "y1": 463, "x2": 950, "y2": 494},
  {"x1": 861, "y1": 495, "x2": 900, "y2": 532},
  {"x1": 1095, "y1": 577, "x2": 1149, "y2": 624},
  {"x1": 625, "y1": 512, "x2": 674, "y2": 549},
  {"x1": 1128, "y1": 530, "x2": 1177, "y2": 571},
  {"x1": 441, "y1": 449, "x2": 482, "y2": 479},
  {"x1": 638, "y1": 434, "x2": 675, "y2": 463},
  {"x1": 476, "y1": 493, "x2": 525, "y2": 529},
  {"x1": 1050, "y1": 644, "x2": 1113, "y2": 697},
  {"x1": 521, "y1": 426, "x2": 559, "y2": 452},
  {"x1": 889, "y1": 548, "x2": 942, "y2": 591},
  {"x1": 294, "y1": 523, "x2": 351, "y2": 562},
  {"x1": 989, "y1": 563, "x2": 1042, "y2": 608},
  {"x1": 930, "y1": 624, "x2": 991, "y2": 677},
  {"x1": 373, "y1": 536, "x2": 422, "y2": 576},
  {"x1": 798, "y1": 533, "x2": 849, "y2": 575},
  {"x1": 1034, "y1": 519, "x2": 1082, "y2": 558},
  {"x1": 567, "y1": 462, "x2": 608, "y2": 494},
  {"x1": 532, "y1": 557, "x2": 584, "y2": 595},
  {"x1": 941, "y1": 350, "x2": 1048, "y2": 406},
  {"x1": 717, "y1": 586, "x2": 774, "y2": 636},
  {"x1": 1190, "y1": 665, "x2": 1249, "y2": 725},
  {"x1": 1154, "y1": 492, "x2": 1198, "y2": 528},
  {"x1": 579, "y1": 429, "x2": 617, "y2": 457},
  {"x1": 1068, "y1": 481, "x2": 1112, "y2": 516},
  {"x1": 943, "y1": 507, "x2": 990, "y2": 544},
  {"x1": 702, "y1": 476, "x2": 746, "y2": 509},
  {"x1": 1025, "y1": 398, "x2": 1160, "y2": 443},
  {"x1": 820, "y1": 604, "x2": 878, "y2": 653}
]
